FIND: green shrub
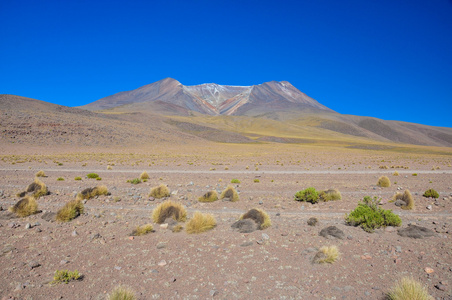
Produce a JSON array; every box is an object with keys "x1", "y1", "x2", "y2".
[
  {"x1": 423, "y1": 188, "x2": 439, "y2": 199},
  {"x1": 412, "y1": 173, "x2": 418, "y2": 176},
  {"x1": 51, "y1": 269, "x2": 81, "y2": 285},
  {"x1": 294, "y1": 187, "x2": 319, "y2": 204},
  {"x1": 253, "y1": 179, "x2": 260, "y2": 183},
  {"x1": 57, "y1": 177, "x2": 64, "y2": 181},
  {"x1": 230, "y1": 179, "x2": 240, "y2": 184},
  {"x1": 86, "y1": 173, "x2": 99, "y2": 179},
  {"x1": 96, "y1": 177, "x2": 102, "y2": 181},
  {"x1": 127, "y1": 178, "x2": 141, "y2": 184},
  {"x1": 74, "y1": 176, "x2": 82, "y2": 181},
  {"x1": 345, "y1": 196, "x2": 401, "y2": 232}
]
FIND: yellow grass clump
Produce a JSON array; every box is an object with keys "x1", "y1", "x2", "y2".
[
  {"x1": 9, "y1": 196, "x2": 39, "y2": 217},
  {"x1": 139, "y1": 171, "x2": 150, "y2": 180},
  {"x1": 56, "y1": 199, "x2": 84, "y2": 222},
  {"x1": 131, "y1": 224, "x2": 154, "y2": 236},
  {"x1": 198, "y1": 190, "x2": 219, "y2": 202},
  {"x1": 108, "y1": 285, "x2": 136, "y2": 300},
  {"x1": 240, "y1": 208, "x2": 271, "y2": 230},
  {"x1": 35, "y1": 170, "x2": 47, "y2": 177},
  {"x1": 393, "y1": 171, "x2": 399, "y2": 176},
  {"x1": 186, "y1": 212, "x2": 217, "y2": 234},
  {"x1": 393, "y1": 189, "x2": 415, "y2": 210},
  {"x1": 319, "y1": 189, "x2": 342, "y2": 201},
  {"x1": 377, "y1": 176, "x2": 391, "y2": 187},
  {"x1": 313, "y1": 245, "x2": 340, "y2": 264},
  {"x1": 387, "y1": 277, "x2": 433, "y2": 300},
  {"x1": 19, "y1": 178, "x2": 48, "y2": 198},
  {"x1": 76, "y1": 186, "x2": 109, "y2": 200},
  {"x1": 152, "y1": 200, "x2": 187, "y2": 224},
  {"x1": 149, "y1": 184, "x2": 170, "y2": 199},
  {"x1": 220, "y1": 185, "x2": 239, "y2": 202}
]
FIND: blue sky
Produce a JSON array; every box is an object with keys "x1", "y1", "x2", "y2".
[{"x1": 1, "y1": 0, "x2": 451, "y2": 127}]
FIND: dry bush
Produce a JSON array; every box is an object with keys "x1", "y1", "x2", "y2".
[
  {"x1": 172, "y1": 224, "x2": 183, "y2": 233},
  {"x1": 220, "y1": 185, "x2": 239, "y2": 202},
  {"x1": 131, "y1": 224, "x2": 153, "y2": 236},
  {"x1": 18, "y1": 178, "x2": 49, "y2": 198},
  {"x1": 319, "y1": 189, "x2": 342, "y2": 201},
  {"x1": 152, "y1": 200, "x2": 187, "y2": 224},
  {"x1": 393, "y1": 189, "x2": 415, "y2": 210},
  {"x1": 140, "y1": 171, "x2": 150, "y2": 180},
  {"x1": 387, "y1": 277, "x2": 433, "y2": 300},
  {"x1": 35, "y1": 170, "x2": 47, "y2": 177},
  {"x1": 108, "y1": 285, "x2": 136, "y2": 300},
  {"x1": 393, "y1": 171, "x2": 399, "y2": 176},
  {"x1": 313, "y1": 245, "x2": 339, "y2": 264},
  {"x1": 186, "y1": 212, "x2": 216, "y2": 234},
  {"x1": 9, "y1": 196, "x2": 39, "y2": 217},
  {"x1": 377, "y1": 176, "x2": 391, "y2": 187},
  {"x1": 240, "y1": 208, "x2": 271, "y2": 230},
  {"x1": 149, "y1": 184, "x2": 170, "y2": 199},
  {"x1": 56, "y1": 199, "x2": 84, "y2": 222},
  {"x1": 198, "y1": 190, "x2": 218, "y2": 202},
  {"x1": 76, "y1": 186, "x2": 109, "y2": 200}
]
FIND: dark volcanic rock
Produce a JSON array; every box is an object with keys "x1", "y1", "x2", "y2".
[
  {"x1": 319, "y1": 226, "x2": 345, "y2": 239},
  {"x1": 231, "y1": 219, "x2": 258, "y2": 233},
  {"x1": 397, "y1": 225, "x2": 435, "y2": 239}
]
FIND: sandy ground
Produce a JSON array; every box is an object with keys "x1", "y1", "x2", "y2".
[{"x1": 0, "y1": 147, "x2": 451, "y2": 300}]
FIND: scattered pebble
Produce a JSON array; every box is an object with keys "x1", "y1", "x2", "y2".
[
  {"x1": 424, "y1": 267, "x2": 434, "y2": 274},
  {"x1": 158, "y1": 260, "x2": 167, "y2": 267}
]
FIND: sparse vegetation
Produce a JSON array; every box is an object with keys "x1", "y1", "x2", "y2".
[
  {"x1": 56, "y1": 199, "x2": 84, "y2": 222},
  {"x1": 294, "y1": 187, "x2": 319, "y2": 204},
  {"x1": 393, "y1": 171, "x2": 399, "y2": 176},
  {"x1": 131, "y1": 224, "x2": 154, "y2": 236},
  {"x1": 18, "y1": 178, "x2": 49, "y2": 198},
  {"x1": 172, "y1": 224, "x2": 183, "y2": 233},
  {"x1": 387, "y1": 277, "x2": 432, "y2": 300},
  {"x1": 96, "y1": 177, "x2": 102, "y2": 181},
  {"x1": 240, "y1": 208, "x2": 271, "y2": 230},
  {"x1": 313, "y1": 246, "x2": 339, "y2": 264},
  {"x1": 319, "y1": 189, "x2": 342, "y2": 201},
  {"x1": 152, "y1": 200, "x2": 187, "y2": 224},
  {"x1": 35, "y1": 170, "x2": 47, "y2": 177},
  {"x1": 57, "y1": 177, "x2": 64, "y2": 181},
  {"x1": 230, "y1": 179, "x2": 240, "y2": 184},
  {"x1": 139, "y1": 171, "x2": 150, "y2": 180},
  {"x1": 86, "y1": 173, "x2": 99, "y2": 179},
  {"x1": 412, "y1": 173, "x2": 418, "y2": 176},
  {"x1": 148, "y1": 184, "x2": 170, "y2": 198},
  {"x1": 198, "y1": 190, "x2": 218, "y2": 202},
  {"x1": 74, "y1": 176, "x2": 82, "y2": 181},
  {"x1": 220, "y1": 185, "x2": 239, "y2": 202},
  {"x1": 108, "y1": 285, "x2": 136, "y2": 300},
  {"x1": 76, "y1": 186, "x2": 109, "y2": 200},
  {"x1": 186, "y1": 212, "x2": 216, "y2": 234},
  {"x1": 51, "y1": 269, "x2": 81, "y2": 285},
  {"x1": 393, "y1": 189, "x2": 415, "y2": 210},
  {"x1": 377, "y1": 176, "x2": 391, "y2": 187},
  {"x1": 345, "y1": 196, "x2": 401, "y2": 232},
  {"x1": 423, "y1": 188, "x2": 439, "y2": 199},
  {"x1": 9, "y1": 196, "x2": 39, "y2": 217},
  {"x1": 254, "y1": 179, "x2": 260, "y2": 183}
]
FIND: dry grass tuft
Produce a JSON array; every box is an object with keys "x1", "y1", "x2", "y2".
[
  {"x1": 56, "y1": 199, "x2": 84, "y2": 222},
  {"x1": 9, "y1": 196, "x2": 39, "y2": 217},
  {"x1": 152, "y1": 200, "x2": 187, "y2": 224},
  {"x1": 186, "y1": 212, "x2": 216, "y2": 234},
  {"x1": 313, "y1": 245, "x2": 339, "y2": 264},
  {"x1": 393, "y1": 189, "x2": 415, "y2": 210},
  {"x1": 131, "y1": 224, "x2": 153, "y2": 236},
  {"x1": 108, "y1": 285, "x2": 136, "y2": 300},
  {"x1": 172, "y1": 224, "x2": 184, "y2": 233},
  {"x1": 319, "y1": 189, "x2": 342, "y2": 201},
  {"x1": 76, "y1": 186, "x2": 109, "y2": 200},
  {"x1": 393, "y1": 171, "x2": 399, "y2": 176},
  {"x1": 387, "y1": 277, "x2": 433, "y2": 300},
  {"x1": 220, "y1": 185, "x2": 239, "y2": 202},
  {"x1": 148, "y1": 184, "x2": 170, "y2": 199},
  {"x1": 19, "y1": 178, "x2": 49, "y2": 198},
  {"x1": 139, "y1": 171, "x2": 150, "y2": 180},
  {"x1": 35, "y1": 170, "x2": 47, "y2": 177},
  {"x1": 198, "y1": 190, "x2": 219, "y2": 202},
  {"x1": 377, "y1": 176, "x2": 391, "y2": 187},
  {"x1": 240, "y1": 208, "x2": 271, "y2": 230}
]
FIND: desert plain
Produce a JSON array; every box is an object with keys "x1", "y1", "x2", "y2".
[{"x1": 0, "y1": 141, "x2": 451, "y2": 300}]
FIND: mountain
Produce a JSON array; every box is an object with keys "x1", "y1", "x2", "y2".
[{"x1": 81, "y1": 78, "x2": 332, "y2": 115}]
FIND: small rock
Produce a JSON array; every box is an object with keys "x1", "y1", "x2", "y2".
[
  {"x1": 114, "y1": 266, "x2": 122, "y2": 270},
  {"x1": 171, "y1": 190, "x2": 178, "y2": 196},
  {"x1": 129, "y1": 236, "x2": 134, "y2": 240},
  {"x1": 231, "y1": 219, "x2": 258, "y2": 233},
  {"x1": 347, "y1": 235, "x2": 353, "y2": 240},
  {"x1": 240, "y1": 241, "x2": 253, "y2": 247},
  {"x1": 209, "y1": 289, "x2": 218, "y2": 297},
  {"x1": 158, "y1": 260, "x2": 167, "y2": 267},
  {"x1": 424, "y1": 267, "x2": 434, "y2": 274},
  {"x1": 398, "y1": 225, "x2": 435, "y2": 239},
  {"x1": 395, "y1": 246, "x2": 402, "y2": 253},
  {"x1": 25, "y1": 223, "x2": 32, "y2": 229},
  {"x1": 307, "y1": 217, "x2": 318, "y2": 226},
  {"x1": 35, "y1": 227, "x2": 42, "y2": 233},
  {"x1": 256, "y1": 240, "x2": 264, "y2": 245},
  {"x1": 8, "y1": 222, "x2": 19, "y2": 228},
  {"x1": 90, "y1": 233, "x2": 101, "y2": 240},
  {"x1": 71, "y1": 230, "x2": 78, "y2": 237},
  {"x1": 385, "y1": 226, "x2": 396, "y2": 232},
  {"x1": 149, "y1": 197, "x2": 155, "y2": 201},
  {"x1": 60, "y1": 260, "x2": 69, "y2": 265},
  {"x1": 258, "y1": 201, "x2": 263, "y2": 205},
  {"x1": 435, "y1": 284, "x2": 446, "y2": 291},
  {"x1": 426, "y1": 205, "x2": 432, "y2": 210},
  {"x1": 156, "y1": 242, "x2": 167, "y2": 249},
  {"x1": 319, "y1": 226, "x2": 345, "y2": 239},
  {"x1": 160, "y1": 223, "x2": 169, "y2": 229},
  {"x1": 262, "y1": 233, "x2": 269, "y2": 240},
  {"x1": 28, "y1": 261, "x2": 41, "y2": 269},
  {"x1": 394, "y1": 200, "x2": 406, "y2": 207}
]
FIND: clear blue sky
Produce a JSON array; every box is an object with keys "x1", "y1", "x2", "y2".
[{"x1": 1, "y1": 0, "x2": 451, "y2": 127}]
